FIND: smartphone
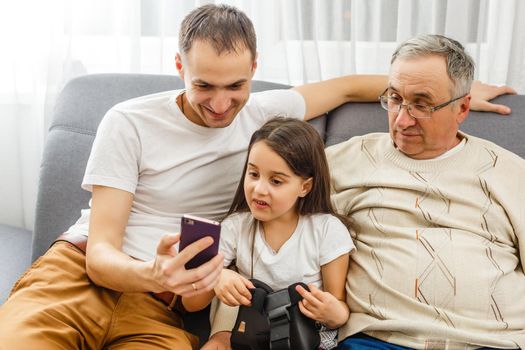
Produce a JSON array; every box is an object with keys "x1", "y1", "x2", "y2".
[{"x1": 178, "y1": 214, "x2": 221, "y2": 269}]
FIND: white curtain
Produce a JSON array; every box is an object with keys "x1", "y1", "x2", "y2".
[{"x1": 1, "y1": 0, "x2": 524, "y2": 230}]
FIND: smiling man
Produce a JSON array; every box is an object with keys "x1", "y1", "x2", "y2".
[
  {"x1": 328, "y1": 34, "x2": 525, "y2": 349},
  {"x1": 0, "y1": 4, "x2": 516, "y2": 350},
  {"x1": 0, "y1": 4, "x2": 388, "y2": 350},
  {"x1": 175, "y1": 41, "x2": 255, "y2": 128}
]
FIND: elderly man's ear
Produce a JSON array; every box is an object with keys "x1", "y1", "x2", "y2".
[{"x1": 456, "y1": 95, "x2": 471, "y2": 124}]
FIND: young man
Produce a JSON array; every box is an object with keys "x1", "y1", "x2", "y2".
[{"x1": 0, "y1": 4, "x2": 515, "y2": 350}]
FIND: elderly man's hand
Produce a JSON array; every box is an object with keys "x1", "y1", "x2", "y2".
[{"x1": 470, "y1": 80, "x2": 517, "y2": 115}]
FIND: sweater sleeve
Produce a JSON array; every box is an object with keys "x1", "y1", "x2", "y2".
[
  {"x1": 515, "y1": 181, "x2": 525, "y2": 273},
  {"x1": 209, "y1": 298, "x2": 239, "y2": 336}
]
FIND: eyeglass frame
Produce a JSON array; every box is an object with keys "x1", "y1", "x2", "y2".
[{"x1": 378, "y1": 88, "x2": 468, "y2": 119}]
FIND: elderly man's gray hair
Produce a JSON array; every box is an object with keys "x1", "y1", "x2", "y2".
[{"x1": 391, "y1": 34, "x2": 474, "y2": 97}]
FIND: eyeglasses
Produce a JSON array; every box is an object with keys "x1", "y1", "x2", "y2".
[{"x1": 379, "y1": 88, "x2": 467, "y2": 119}]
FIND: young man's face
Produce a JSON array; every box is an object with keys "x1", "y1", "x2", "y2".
[
  {"x1": 387, "y1": 55, "x2": 470, "y2": 159},
  {"x1": 176, "y1": 40, "x2": 257, "y2": 128}
]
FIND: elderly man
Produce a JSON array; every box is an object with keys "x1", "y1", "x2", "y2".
[
  {"x1": 0, "y1": 3, "x2": 515, "y2": 348},
  {"x1": 328, "y1": 34, "x2": 524, "y2": 349}
]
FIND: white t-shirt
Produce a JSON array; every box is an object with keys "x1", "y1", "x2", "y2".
[
  {"x1": 220, "y1": 212, "x2": 355, "y2": 290},
  {"x1": 66, "y1": 88, "x2": 306, "y2": 261}
]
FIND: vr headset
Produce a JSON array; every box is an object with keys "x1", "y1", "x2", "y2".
[{"x1": 230, "y1": 279, "x2": 320, "y2": 350}]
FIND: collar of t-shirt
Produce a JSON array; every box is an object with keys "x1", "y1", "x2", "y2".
[{"x1": 423, "y1": 137, "x2": 467, "y2": 161}]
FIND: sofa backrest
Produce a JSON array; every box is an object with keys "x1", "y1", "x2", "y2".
[
  {"x1": 33, "y1": 73, "x2": 525, "y2": 260},
  {"x1": 32, "y1": 74, "x2": 296, "y2": 260},
  {"x1": 325, "y1": 96, "x2": 525, "y2": 157}
]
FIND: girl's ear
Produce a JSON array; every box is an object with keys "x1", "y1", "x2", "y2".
[{"x1": 299, "y1": 177, "x2": 313, "y2": 197}]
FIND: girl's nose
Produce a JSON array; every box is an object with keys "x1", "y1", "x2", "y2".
[{"x1": 253, "y1": 180, "x2": 268, "y2": 195}]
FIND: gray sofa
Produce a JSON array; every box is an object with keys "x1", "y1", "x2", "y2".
[{"x1": 1, "y1": 73, "x2": 524, "y2": 344}]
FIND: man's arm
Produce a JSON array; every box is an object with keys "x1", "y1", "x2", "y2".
[
  {"x1": 293, "y1": 75, "x2": 516, "y2": 120},
  {"x1": 182, "y1": 290, "x2": 215, "y2": 312},
  {"x1": 469, "y1": 80, "x2": 517, "y2": 115},
  {"x1": 85, "y1": 185, "x2": 224, "y2": 295},
  {"x1": 293, "y1": 75, "x2": 387, "y2": 120},
  {"x1": 86, "y1": 185, "x2": 152, "y2": 291}
]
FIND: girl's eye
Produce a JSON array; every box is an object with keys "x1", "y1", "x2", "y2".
[
  {"x1": 248, "y1": 171, "x2": 258, "y2": 178},
  {"x1": 270, "y1": 178, "x2": 283, "y2": 186}
]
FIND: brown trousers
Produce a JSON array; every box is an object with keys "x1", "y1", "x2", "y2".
[{"x1": 0, "y1": 241, "x2": 199, "y2": 350}]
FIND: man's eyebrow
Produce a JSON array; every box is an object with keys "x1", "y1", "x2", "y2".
[
  {"x1": 387, "y1": 85, "x2": 398, "y2": 92},
  {"x1": 192, "y1": 79, "x2": 211, "y2": 85},
  {"x1": 228, "y1": 79, "x2": 248, "y2": 85},
  {"x1": 387, "y1": 85, "x2": 433, "y2": 101},
  {"x1": 192, "y1": 78, "x2": 248, "y2": 87},
  {"x1": 412, "y1": 92, "x2": 434, "y2": 101}
]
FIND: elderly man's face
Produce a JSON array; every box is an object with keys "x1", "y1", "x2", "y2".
[{"x1": 387, "y1": 55, "x2": 470, "y2": 159}]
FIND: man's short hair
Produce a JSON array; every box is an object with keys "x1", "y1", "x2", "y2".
[
  {"x1": 391, "y1": 34, "x2": 474, "y2": 97},
  {"x1": 179, "y1": 4, "x2": 257, "y2": 60}
]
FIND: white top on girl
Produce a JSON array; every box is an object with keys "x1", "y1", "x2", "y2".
[{"x1": 220, "y1": 212, "x2": 355, "y2": 291}]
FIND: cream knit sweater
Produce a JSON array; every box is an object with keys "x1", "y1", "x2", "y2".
[{"x1": 326, "y1": 132, "x2": 525, "y2": 349}]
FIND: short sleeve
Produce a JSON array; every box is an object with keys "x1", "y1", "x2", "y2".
[
  {"x1": 82, "y1": 109, "x2": 141, "y2": 194},
  {"x1": 219, "y1": 217, "x2": 239, "y2": 267},
  {"x1": 250, "y1": 89, "x2": 306, "y2": 123},
  {"x1": 319, "y1": 216, "x2": 355, "y2": 266}
]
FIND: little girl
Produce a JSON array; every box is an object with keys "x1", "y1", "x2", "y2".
[{"x1": 184, "y1": 117, "x2": 354, "y2": 349}]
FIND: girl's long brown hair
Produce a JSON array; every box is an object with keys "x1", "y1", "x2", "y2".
[{"x1": 225, "y1": 117, "x2": 353, "y2": 230}]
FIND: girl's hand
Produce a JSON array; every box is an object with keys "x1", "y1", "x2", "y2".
[
  {"x1": 295, "y1": 284, "x2": 349, "y2": 329},
  {"x1": 214, "y1": 269, "x2": 255, "y2": 306}
]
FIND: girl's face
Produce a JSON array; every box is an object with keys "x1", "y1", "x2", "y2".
[{"x1": 244, "y1": 141, "x2": 312, "y2": 224}]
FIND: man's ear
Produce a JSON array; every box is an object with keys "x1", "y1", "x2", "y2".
[
  {"x1": 299, "y1": 177, "x2": 313, "y2": 197},
  {"x1": 456, "y1": 94, "x2": 471, "y2": 124},
  {"x1": 251, "y1": 52, "x2": 258, "y2": 77},
  {"x1": 175, "y1": 53, "x2": 184, "y2": 79}
]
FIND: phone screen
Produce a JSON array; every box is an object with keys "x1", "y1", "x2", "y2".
[{"x1": 178, "y1": 214, "x2": 221, "y2": 269}]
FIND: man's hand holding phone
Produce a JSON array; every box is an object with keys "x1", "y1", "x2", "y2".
[
  {"x1": 179, "y1": 215, "x2": 221, "y2": 269},
  {"x1": 151, "y1": 231, "x2": 223, "y2": 297}
]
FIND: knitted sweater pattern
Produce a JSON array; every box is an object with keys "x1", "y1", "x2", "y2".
[{"x1": 327, "y1": 132, "x2": 525, "y2": 349}]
